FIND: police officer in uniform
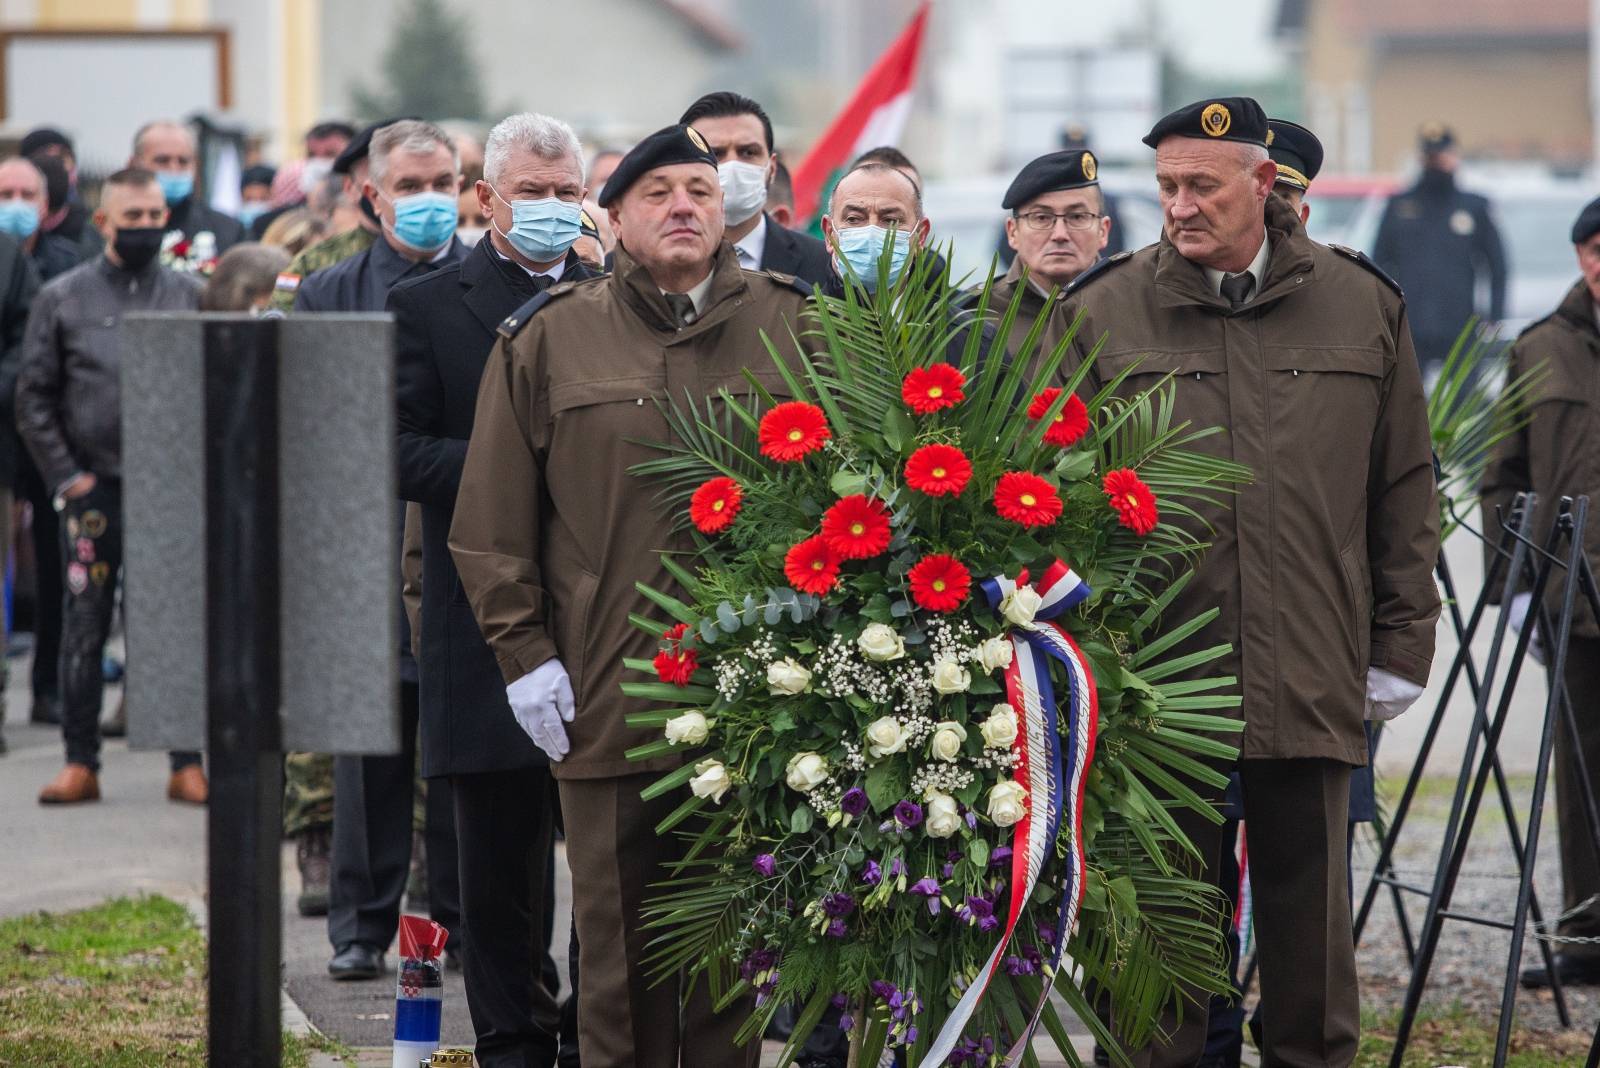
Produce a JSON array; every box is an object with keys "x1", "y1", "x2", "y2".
[
  {"x1": 297, "y1": 118, "x2": 466, "y2": 980},
  {"x1": 1484, "y1": 195, "x2": 1600, "y2": 990},
  {"x1": 391, "y1": 111, "x2": 601, "y2": 1066},
  {"x1": 975, "y1": 148, "x2": 1109, "y2": 364},
  {"x1": 1372, "y1": 123, "x2": 1507, "y2": 376},
  {"x1": 1060, "y1": 97, "x2": 1440, "y2": 1067},
  {"x1": 450, "y1": 124, "x2": 815, "y2": 1068}
]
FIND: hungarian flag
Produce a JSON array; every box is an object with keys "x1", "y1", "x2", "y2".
[{"x1": 791, "y1": 2, "x2": 930, "y2": 226}]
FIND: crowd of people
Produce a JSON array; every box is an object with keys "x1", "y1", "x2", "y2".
[{"x1": 0, "y1": 84, "x2": 1592, "y2": 1068}]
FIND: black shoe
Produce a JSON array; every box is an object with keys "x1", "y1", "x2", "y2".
[
  {"x1": 1521, "y1": 952, "x2": 1600, "y2": 989},
  {"x1": 30, "y1": 697, "x2": 60, "y2": 726},
  {"x1": 328, "y1": 942, "x2": 384, "y2": 980}
]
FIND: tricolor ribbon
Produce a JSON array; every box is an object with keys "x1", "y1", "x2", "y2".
[{"x1": 919, "y1": 560, "x2": 1099, "y2": 1066}]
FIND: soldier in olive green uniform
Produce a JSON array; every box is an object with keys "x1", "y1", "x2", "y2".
[
  {"x1": 450, "y1": 125, "x2": 815, "y2": 1068},
  {"x1": 972, "y1": 147, "x2": 1110, "y2": 365},
  {"x1": 275, "y1": 119, "x2": 390, "y2": 914},
  {"x1": 1059, "y1": 98, "x2": 1440, "y2": 1067}
]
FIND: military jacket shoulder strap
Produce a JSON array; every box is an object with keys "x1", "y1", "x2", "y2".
[
  {"x1": 1064, "y1": 250, "x2": 1134, "y2": 297},
  {"x1": 1328, "y1": 244, "x2": 1404, "y2": 301},
  {"x1": 496, "y1": 276, "x2": 599, "y2": 339},
  {"x1": 761, "y1": 268, "x2": 816, "y2": 298}
]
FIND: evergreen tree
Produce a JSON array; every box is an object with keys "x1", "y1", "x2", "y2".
[{"x1": 352, "y1": 0, "x2": 486, "y2": 121}]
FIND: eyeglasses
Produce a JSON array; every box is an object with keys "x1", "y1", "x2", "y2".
[{"x1": 1015, "y1": 210, "x2": 1101, "y2": 232}]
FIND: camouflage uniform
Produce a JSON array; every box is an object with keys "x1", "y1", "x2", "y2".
[
  {"x1": 277, "y1": 224, "x2": 379, "y2": 842},
  {"x1": 268, "y1": 226, "x2": 377, "y2": 313}
]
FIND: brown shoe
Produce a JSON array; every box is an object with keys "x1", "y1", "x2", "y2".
[
  {"x1": 167, "y1": 765, "x2": 208, "y2": 805},
  {"x1": 39, "y1": 763, "x2": 101, "y2": 804},
  {"x1": 295, "y1": 828, "x2": 332, "y2": 917}
]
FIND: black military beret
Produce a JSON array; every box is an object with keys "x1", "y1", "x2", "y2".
[
  {"x1": 20, "y1": 127, "x2": 72, "y2": 159},
  {"x1": 1267, "y1": 119, "x2": 1323, "y2": 191},
  {"x1": 241, "y1": 165, "x2": 276, "y2": 189},
  {"x1": 595, "y1": 124, "x2": 718, "y2": 208},
  {"x1": 1143, "y1": 97, "x2": 1268, "y2": 149},
  {"x1": 579, "y1": 208, "x2": 600, "y2": 241},
  {"x1": 1571, "y1": 196, "x2": 1600, "y2": 245},
  {"x1": 1002, "y1": 149, "x2": 1100, "y2": 210},
  {"x1": 332, "y1": 117, "x2": 415, "y2": 175},
  {"x1": 1419, "y1": 122, "x2": 1455, "y2": 155}
]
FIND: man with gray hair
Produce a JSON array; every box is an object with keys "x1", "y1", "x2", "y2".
[
  {"x1": 296, "y1": 117, "x2": 467, "y2": 982},
  {"x1": 129, "y1": 119, "x2": 244, "y2": 254},
  {"x1": 389, "y1": 110, "x2": 598, "y2": 1064},
  {"x1": 1058, "y1": 96, "x2": 1439, "y2": 1066}
]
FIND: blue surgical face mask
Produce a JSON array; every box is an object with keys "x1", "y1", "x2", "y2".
[
  {"x1": 382, "y1": 189, "x2": 457, "y2": 253},
  {"x1": 157, "y1": 170, "x2": 194, "y2": 205},
  {"x1": 835, "y1": 224, "x2": 913, "y2": 291},
  {"x1": 236, "y1": 202, "x2": 269, "y2": 229},
  {"x1": 490, "y1": 188, "x2": 581, "y2": 262},
  {"x1": 0, "y1": 199, "x2": 40, "y2": 240}
]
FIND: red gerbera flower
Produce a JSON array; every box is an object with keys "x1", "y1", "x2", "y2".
[
  {"x1": 901, "y1": 364, "x2": 967, "y2": 415},
  {"x1": 784, "y1": 535, "x2": 842, "y2": 595},
  {"x1": 904, "y1": 443, "x2": 972, "y2": 497},
  {"x1": 1026, "y1": 388, "x2": 1091, "y2": 448},
  {"x1": 908, "y1": 553, "x2": 972, "y2": 613},
  {"x1": 993, "y1": 471, "x2": 1064, "y2": 528},
  {"x1": 759, "y1": 401, "x2": 831, "y2": 462},
  {"x1": 820, "y1": 494, "x2": 892, "y2": 560},
  {"x1": 1103, "y1": 467, "x2": 1160, "y2": 536},
  {"x1": 653, "y1": 622, "x2": 699, "y2": 686},
  {"x1": 689, "y1": 476, "x2": 743, "y2": 534}
]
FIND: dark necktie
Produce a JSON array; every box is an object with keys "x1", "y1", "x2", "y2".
[
  {"x1": 1220, "y1": 271, "x2": 1255, "y2": 308},
  {"x1": 664, "y1": 292, "x2": 696, "y2": 327}
]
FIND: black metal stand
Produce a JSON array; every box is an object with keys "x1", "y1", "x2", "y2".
[
  {"x1": 203, "y1": 319, "x2": 283, "y2": 1068},
  {"x1": 1354, "y1": 500, "x2": 1569, "y2": 1024},
  {"x1": 1388, "y1": 496, "x2": 1600, "y2": 1068}
]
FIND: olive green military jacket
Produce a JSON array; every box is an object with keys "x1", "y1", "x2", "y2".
[
  {"x1": 450, "y1": 242, "x2": 814, "y2": 779},
  {"x1": 1480, "y1": 280, "x2": 1600, "y2": 639},
  {"x1": 1058, "y1": 196, "x2": 1440, "y2": 765},
  {"x1": 268, "y1": 226, "x2": 377, "y2": 312}
]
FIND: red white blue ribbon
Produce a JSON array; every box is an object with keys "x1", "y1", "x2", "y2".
[{"x1": 919, "y1": 561, "x2": 1099, "y2": 1066}]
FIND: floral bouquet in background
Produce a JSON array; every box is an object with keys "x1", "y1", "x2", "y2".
[{"x1": 623, "y1": 248, "x2": 1251, "y2": 1067}]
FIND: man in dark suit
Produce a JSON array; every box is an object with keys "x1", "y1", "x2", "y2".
[
  {"x1": 129, "y1": 120, "x2": 244, "y2": 258},
  {"x1": 390, "y1": 111, "x2": 599, "y2": 1068},
  {"x1": 679, "y1": 91, "x2": 833, "y2": 286}
]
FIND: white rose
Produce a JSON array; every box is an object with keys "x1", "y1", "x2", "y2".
[
  {"x1": 974, "y1": 636, "x2": 1013, "y2": 674},
  {"x1": 987, "y1": 779, "x2": 1029, "y2": 827},
  {"x1": 689, "y1": 759, "x2": 732, "y2": 803},
  {"x1": 857, "y1": 622, "x2": 906, "y2": 662},
  {"x1": 1000, "y1": 585, "x2": 1044, "y2": 627},
  {"x1": 929, "y1": 721, "x2": 968, "y2": 762},
  {"x1": 980, "y1": 703, "x2": 1019, "y2": 749},
  {"x1": 865, "y1": 716, "x2": 909, "y2": 758},
  {"x1": 767, "y1": 657, "x2": 813, "y2": 695},
  {"x1": 931, "y1": 656, "x2": 972, "y2": 695},
  {"x1": 664, "y1": 710, "x2": 710, "y2": 746},
  {"x1": 925, "y1": 792, "x2": 962, "y2": 838},
  {"x1": 785, "y1": 751, "x2": 829, "y2": 792}
]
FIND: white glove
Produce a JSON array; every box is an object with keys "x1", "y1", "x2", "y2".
[
  {"x1": 1507, "y1": 591, "x2": 1546, "y2": 666},
  {"x1": 1364, "y1": 666, "x2": 1425, "y2": 722},
  {"x1": 507, "y1": 659, "x2": 576, "y2": 762}
]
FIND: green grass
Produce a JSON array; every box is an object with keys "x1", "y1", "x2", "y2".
[
  {"x1": 0, "y1": 894, "x2": 347, "y2": 1067},
  {"x1": 1357, "y1": 1003, "x2": 1590, "y2": 1066}
]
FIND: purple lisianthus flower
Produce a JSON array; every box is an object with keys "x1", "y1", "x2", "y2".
[
  {"x1": 870, "y1": 979, "x2": 898, "y2": 1001},
  {"x1": 909, "y1": 876, "x2": 942, "y2": 915},
  {"x1": 752, "y1": 853, "x2": 777, "y2": 877},
  {"x1": 861, "y1": 859, "x2": 883, "y2": 886},
  {"x1": 888, "y1": 857, "x2": 906, "y2": 879},
  {"x1": 840, "y1": 787, "x2": 868, "y2": 817},
  {"x1": 989, "y1": 845, "x2": 1013, "y2": 869},
  {"x1": 1003, "y1": 954, "x2": 1036, "y2": 976},
  {"x1": 739, "y1": 947, "x2": 777, "y2": 980},
  {"x1": 894, "y1": 800, "x2": 923, "y2": 828},
  {"x1": 1037, "y1": 922, "x2": 1057, "y2": 946},
  {"x1": 906, "y1": 1026, "x2": 918, "y2": 1045},
  {"x1": 822, "y1": 892, "x2": 856, "y2": 917},
  {"x1": 830, "y1": 993, "x2": 849, "y2": 1010},
  {"x1": 839, "y1": 1012, "x2": 855, "y2": 1032},
  {"x1": 825, "y1": 918, "x2": 849, "y2": 938}
]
